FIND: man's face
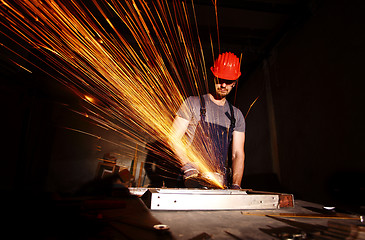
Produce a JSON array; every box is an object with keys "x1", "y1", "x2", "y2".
[{"x1": 215, "y1": 78, "x2": 236, "y2": 98}]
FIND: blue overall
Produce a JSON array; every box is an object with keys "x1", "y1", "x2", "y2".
[{"x1": 190, "y1": 96, "x2": 236, "y2": 186}]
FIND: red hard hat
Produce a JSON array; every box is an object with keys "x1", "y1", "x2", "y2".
[{"x1": 210, "y1": 52, "x2": 241, "y2": 80}]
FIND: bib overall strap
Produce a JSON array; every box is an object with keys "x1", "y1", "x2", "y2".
[
  {"x1": 228, "y1": 101, "x2": 236, "y2": 138},
  {"x1": 226, "y1": 101, "x2": 236, "y2": 187},
  {"x1": 199, "y1": 95, "x2": 206, "y2": 121}
]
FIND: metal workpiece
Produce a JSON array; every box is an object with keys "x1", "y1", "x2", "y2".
[{"x1": 140, "y1": 188, "x2": 283, "y2": 211}]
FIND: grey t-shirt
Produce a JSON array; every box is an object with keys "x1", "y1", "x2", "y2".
[{"x1": 176, "y1": 94, "x2": 245, "y2": 143}]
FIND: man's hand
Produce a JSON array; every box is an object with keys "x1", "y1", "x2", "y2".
[{"x1": 181, "y1": 162, "x2": 199, "y2": 180}]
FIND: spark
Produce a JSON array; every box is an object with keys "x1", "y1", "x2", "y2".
[
  {"x1": 245, "y1": 96, "x2": 260, "y2": 119},
  {"x1": 84, "y1": 95, "x2": 96, "y2": 104},
  {"x1": 0, "y1": 0, "x2": 225, "y2": 188},
  {"x1": 9, "y1": 59, "x2": 32, "y2": 73}
]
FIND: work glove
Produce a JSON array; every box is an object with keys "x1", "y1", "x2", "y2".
[{"x1": 181, "y1": 162, "x2": 199, "y2": 180}]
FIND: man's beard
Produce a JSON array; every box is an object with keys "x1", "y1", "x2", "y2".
[{"x1": 216, "y1": 88, "x2": 229, "y2": 98}]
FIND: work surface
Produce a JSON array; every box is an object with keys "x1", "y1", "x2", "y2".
[
  {"x1": 9, "y1": 188, "x2": 363, "y2": 239},
  {"x1": 151, "y1": 200, "x2": 363, "y2": 239}
]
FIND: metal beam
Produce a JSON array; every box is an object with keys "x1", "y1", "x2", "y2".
[{"x1": 139, "y1": 188, "x2": 285, "y2": 210}]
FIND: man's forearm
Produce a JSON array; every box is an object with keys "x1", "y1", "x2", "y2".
[
  {"x1": 232, "y1": 153, "x2": 245, "y2": 186},
  {"x1": 231, "y1": 131, "x2": 245, "y2": 187},
  {"x1": 169, "y1": 139, "x2": 189, "y2": 166},
  {"x1": 169, "y1": 116, "x2": 191, "y2": 166}
]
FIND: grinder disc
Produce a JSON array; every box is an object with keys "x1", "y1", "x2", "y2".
[{"x1": 184, "y1": 173, "x2": 223, "y2": 189}]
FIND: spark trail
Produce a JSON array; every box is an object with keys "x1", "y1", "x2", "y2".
[{"x1": 0, "y1": 0, "x2": 224, "y2": 188}]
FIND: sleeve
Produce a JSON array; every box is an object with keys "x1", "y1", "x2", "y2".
[
  {"x1": 176, "y1": 96, "x2": 194, "y2": 121},
  {"x1": 234, "y1": 108, "x2": 246, "y2": 132}
]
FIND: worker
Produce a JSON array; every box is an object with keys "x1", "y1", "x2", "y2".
[{"x1": 170, "y1": 52, "x2": 246, "y2": 189}]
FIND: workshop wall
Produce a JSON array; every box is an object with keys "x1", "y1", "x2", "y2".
[
  {"x1": 46, "y1": 101, "x2": 149, "y2": 193},
  {"x1": 0, "y1": 70, "x2": 54, "y2": 193},
  {"x1": 238, "y1": 1, "x2": 365, "y2": 209}
]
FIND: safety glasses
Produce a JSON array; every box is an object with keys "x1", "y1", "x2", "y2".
[{"x1": 217, "y1": 78, "x2": 236, "y2": 85}]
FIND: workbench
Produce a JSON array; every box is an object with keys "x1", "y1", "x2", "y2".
[{"x1": 151, "y1": 199, "x2": 361, "y2": 239}]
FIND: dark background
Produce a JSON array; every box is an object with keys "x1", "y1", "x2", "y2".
[{"x1": 1, "y1": 0, "x2": 364, "y2": 212}]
